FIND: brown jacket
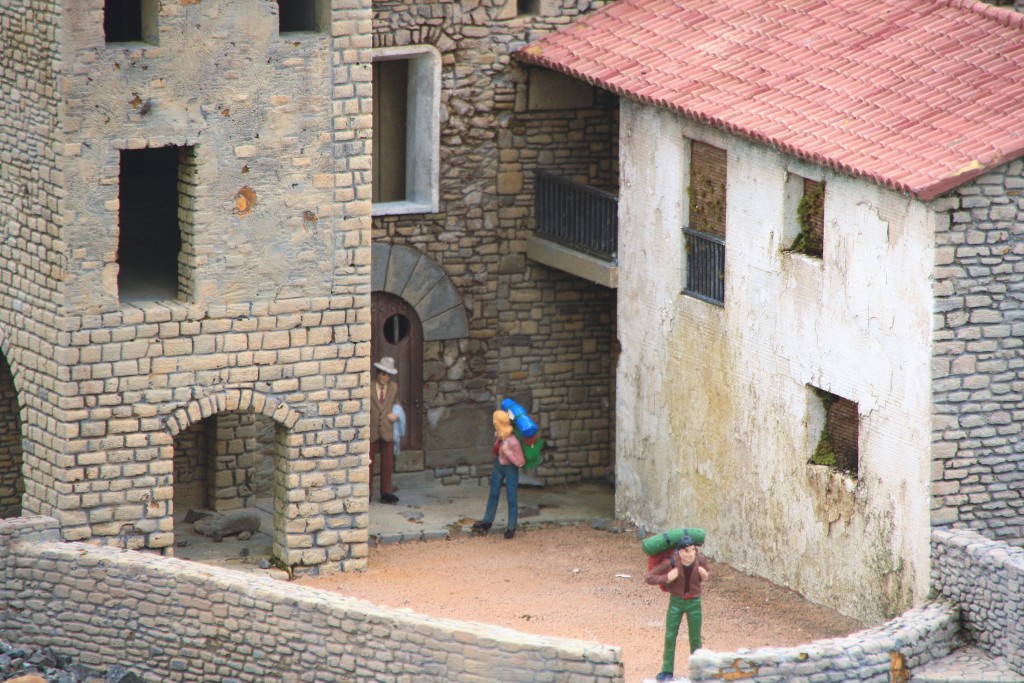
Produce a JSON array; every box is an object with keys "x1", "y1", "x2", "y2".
[
  {"x1": 646, "y1": 549, "x2": 710, "y2": 600},
  {"x1": 369, "y1": 381, "x2": 399, "y2": 442}
]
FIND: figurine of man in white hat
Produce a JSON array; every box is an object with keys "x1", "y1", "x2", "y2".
[{"x1": 370, "y1": 356, "x2": 400, "y2": 504}]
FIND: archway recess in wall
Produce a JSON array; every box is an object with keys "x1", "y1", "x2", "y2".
[
  {"x1": 370, "y1": 243, "x2": 469, "y2": 341},
  {"x1": 0, "y1": 354, "x2": 24, "y2": 518},
  {"x1": 163, "y1": 389, "x2": 303, "y2": 563}
]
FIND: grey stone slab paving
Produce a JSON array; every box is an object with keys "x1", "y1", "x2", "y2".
[{"x1": 911, "y1": 646, "x2": 1024, "y2": 683}]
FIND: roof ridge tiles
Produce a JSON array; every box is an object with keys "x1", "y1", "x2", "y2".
[
  {"x1": 939, "y1": 0, "x2": 1024, "y2": 30},
  {"x1": 515, "y1": 0, "x2": 1024, "y2": 200}
]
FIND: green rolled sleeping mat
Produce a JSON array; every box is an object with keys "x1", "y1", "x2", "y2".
[{"x1": 641, "y1": 527, "x2": 707, "y2": 556}]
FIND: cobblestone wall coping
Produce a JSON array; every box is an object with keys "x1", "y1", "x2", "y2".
[
  {"x1": 688, "y1": 600, "x2": 959, "y2": 682},
  {"x1": 0, "y1": 516, "x2": 623, "y2": 682},
  {"x1": 932, "y1": 527, "x2": 1024, "y2": 673}
]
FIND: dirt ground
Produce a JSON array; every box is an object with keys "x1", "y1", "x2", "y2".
[{"x1": 296, "y1": 524, "x2": 865, "y2": 683}]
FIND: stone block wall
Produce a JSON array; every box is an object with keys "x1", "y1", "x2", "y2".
[
  {"x1": 0, "y1": 1, "x2": 376, "y2": 575},
  {"x1": 932, "y1": 527, "x2": 1024, "y2": 673},
  {"x1": 371, "y1": 0, "x2": 618, "y2": 484},
  {"x1": 689, "y1": 600, "x2": 960, "y2": 683},
  {"x1": 0, "y1": 0, "x2": 67, "y2": 531},
  {"x1": 930, "y1": 160, "x2": 1024, "y2": 545},
  {"x1": 0, "y1": 516, "x2": 624, "y2": 683}
]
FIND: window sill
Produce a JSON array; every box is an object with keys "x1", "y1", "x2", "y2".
[{"x1": 372, "y1": 200, "x2": 438, "y2": 217}]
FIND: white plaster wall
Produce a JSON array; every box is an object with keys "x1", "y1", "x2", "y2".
[{"x1": 615, "y1": 100, "x2": 934, "y2": 624}]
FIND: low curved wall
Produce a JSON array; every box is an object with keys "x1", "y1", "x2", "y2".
[
  {"x1": 688, "y1": 600, "x2": 959, "y2": 682},
  {"x1": 931, "y1": 527, "x2": 1024, "y2": 674},
  {"x1": 0, "y1": 516, "x2": 623, "y2": 683}
]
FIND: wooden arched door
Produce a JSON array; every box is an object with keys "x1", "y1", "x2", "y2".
[{"x1": 371, "y1": 292, "x2": 423, "y2": 450}]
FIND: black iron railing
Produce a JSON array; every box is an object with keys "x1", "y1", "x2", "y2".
[
  {"x1": 683, "y1": 226, "x2": 725, "y2": 305},
  {"x1": 535, "y1": 170, "x2": 618, "y2": 262}
]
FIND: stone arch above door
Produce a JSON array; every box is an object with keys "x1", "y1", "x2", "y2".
[{"x1": 371, "y1": 243, "x2": 469, "y2": 340}]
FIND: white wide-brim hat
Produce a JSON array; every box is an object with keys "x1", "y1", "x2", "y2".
[{"x1": 373, "y1": 356, "x2": 398, "y2": 375}]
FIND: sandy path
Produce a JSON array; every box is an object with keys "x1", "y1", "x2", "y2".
[{"x1": 296, "y1": 524, "x2": 864, "y2": 683}]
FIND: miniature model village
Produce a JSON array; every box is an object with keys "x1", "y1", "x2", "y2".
[{"x1": 2, "y1": 0, "x2": 1024, "y2": 681}]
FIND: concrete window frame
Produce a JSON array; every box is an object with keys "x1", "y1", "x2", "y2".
[{"x1": 372, "y1": 45, "x2": 441, "y2": 217}]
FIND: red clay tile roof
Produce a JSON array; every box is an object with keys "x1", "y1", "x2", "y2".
[{"x1": 516, "y1": 0, "x2": 1024, "y2": 200}]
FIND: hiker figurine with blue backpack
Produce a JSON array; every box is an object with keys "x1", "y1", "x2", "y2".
[
  {"x1": 500, "y1": 397, "x2": 543, "y2": 469},
  {"x1": 645, "y1": 531, "x2": 710, "y2": 682},
  {"x1": 472, "y1": 408, "x2": 527, "y2": 539}
]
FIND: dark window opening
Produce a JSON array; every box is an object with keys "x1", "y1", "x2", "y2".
[
  {"x1": 383, "y1": 314, "x2": 410, "y2": 344},
  {"x1": 810, "y1": 388, "x2": 859, "y2": 477},
  {"x1": 278, "y1": 0, "x2": 326, "y2": 33},
  {"x1": 0, "y1": 354, "x2": 24, "y2": 519},
  {"x1": 104, "y1": 0, "x2": 157, "y2": 44},
  {"x1": 372, "y1": 59, "x2": 409, "y2": 203},
  {"x1": 118, "y1": 146, "x2": 187, "y2": 302},
  {"x1": 105, "y1": 0, "x2": 142, "y2": 42},
  {"x1": 518, "y1": 0, "x2": 542, "y2": 15}
]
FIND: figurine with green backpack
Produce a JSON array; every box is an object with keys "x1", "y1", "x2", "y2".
[
  {"x1": 471, "y1": 407, "x2": 527, "y2": 539},
  {"x1": 500, "y1": 397, "x2": 543, "y2": 469},
  {"x1": 643, "y1": 528, "x2": 710, "y2": 682}
]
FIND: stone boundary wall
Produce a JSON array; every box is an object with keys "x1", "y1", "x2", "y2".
[
  {"x1": 0, "y1": 516, "x2": 623, "y2": 683},
  {"x1": 932, "y1": 527, "x2": 1024, "y2": 674},
  {"x1": 688, "y1": 601, "x2": 959, "y2": 682},
  {"x1": 689, "y1": 528, "x2": 1024, "y2": 682}
]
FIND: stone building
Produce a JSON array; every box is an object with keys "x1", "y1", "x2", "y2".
[
  {"x1": 517, "y1": 0, "x2": 1024, "y2": 625},
  {"x1": 0, "y1": 0, "x2": 375, "y2": 572},
  {"x1": 0, "y1": 0, "x2": 620, "y2": 572},
  {"x1": 368, "y1": 0, "x2": 617, "y2": 484}
]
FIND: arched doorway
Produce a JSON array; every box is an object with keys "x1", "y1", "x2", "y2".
[
  {"x1": 0, "y1": 354, "x2": 23, "y2": 518},
  {"x1": 371, "y1": 291, "x2": 423, "y2": 451}
]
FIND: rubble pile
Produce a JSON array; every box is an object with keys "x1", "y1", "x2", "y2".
[{"x1": 0, "y1": 641, "x2": 142, "y2": 683}]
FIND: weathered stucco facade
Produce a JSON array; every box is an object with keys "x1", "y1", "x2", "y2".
[{"x1": 614, "y1": 102, "x2": 935, "y2": 624}]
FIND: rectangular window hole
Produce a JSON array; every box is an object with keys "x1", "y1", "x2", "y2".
[
  {"x1": 518, "y1": 0, "x2": 542, "y2": 15},
  {"x1": 278, "y1": 0, "x2": 328, "y2": 33},
  {"x1": 118, "y1": 146, "x2": 190, "y2": 303},
  {"x1": 809, "y1": 387, "x2": 859, "y2": 477},
  {"x1": 373, "y1": 59, "x2": 409, "y2": 204},
  {"x1": 789, "y1": 177, "x2": 825, "y2": 258},
  {"x1": 105, "y1": 0, "x2": 158, "y2": 44}
]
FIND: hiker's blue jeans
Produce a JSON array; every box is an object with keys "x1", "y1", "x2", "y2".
[{"x1": 481, "y1": 459, "x2": 519, "y2": 529}]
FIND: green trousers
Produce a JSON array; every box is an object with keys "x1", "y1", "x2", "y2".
[{"x1": 662, "y1": 595, "x2": 703, "y2": 674}]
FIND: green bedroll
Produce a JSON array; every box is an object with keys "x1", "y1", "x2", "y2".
[{"x1": 641, "y1": 527, "x2": 707, "y2": 556}]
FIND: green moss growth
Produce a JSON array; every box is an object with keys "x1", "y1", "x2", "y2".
[
  {"x1": 791, "y1": 182, "x2": 824, "y2": 258},
  {"x1": 810, "y1": 424, "x2": 837, "y2": 467}
]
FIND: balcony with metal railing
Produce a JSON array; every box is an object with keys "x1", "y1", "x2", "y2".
[
  {"x1": 526, "y1": 170, "x2": 619, "y2": 288},
  {"x1": 683, "y1": 226, "x2": 725, "y2": 305}
]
